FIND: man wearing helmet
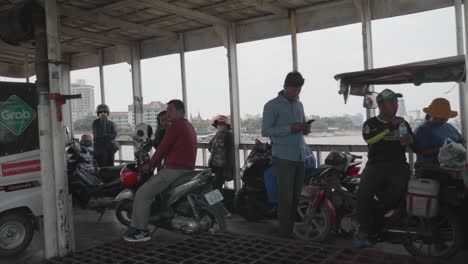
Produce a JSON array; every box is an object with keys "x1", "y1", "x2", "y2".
[
  {"x1": 123, "y1": 99, "x2": 197, "y2": 242},
  {"x1": 92, "y1": 104, "x2": 118, "y2": 167}
]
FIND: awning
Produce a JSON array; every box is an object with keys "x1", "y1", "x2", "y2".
[{"x1": 334, "y1": 55, "x2": 466, "y2": 103}]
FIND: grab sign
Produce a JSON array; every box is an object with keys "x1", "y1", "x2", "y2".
[{"x1": 0, "y1": 95, "x2": 37, "y2": 135}]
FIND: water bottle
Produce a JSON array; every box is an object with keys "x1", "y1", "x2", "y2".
[{"x1": 399, "y1": 123, "x2": 407, "y2": 138}]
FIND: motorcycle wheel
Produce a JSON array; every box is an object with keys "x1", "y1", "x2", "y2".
[
  {"x1": 293, "y1": 198, "x2": 331, "y2": 242},
  {"x1": 234, "y1": 188, "x2": 264, "y2": 222},
  {"x1": 198, "y1": 202, "x2": 227, "y2": 233},
  {"x1": 115, "y1": 199, "x2": 133, "y2": 227},
  {"x1": 403, "y1": 211, "x2": 462, "y2": 258}
]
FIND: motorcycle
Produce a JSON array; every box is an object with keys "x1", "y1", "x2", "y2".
[
  {"x1": 235, "y1": 140, "x2": 350, "y2": 222},
  {"x1": 66, "y1": 133, "x2": 124, "y2": 217},
  {"x1": 114, "y1": 123, "x2": 227, "y2": 235},
  {"x1": 294, "y1": 147, "x2": 464, "y2": 258}
]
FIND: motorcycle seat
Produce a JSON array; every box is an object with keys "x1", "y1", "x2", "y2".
[
  {"x1": 98, "y1": 165, "x2": 125, "y2": 183},
  {"x1": 169, "y1": 170, "x2": 208, "y2": 189}
]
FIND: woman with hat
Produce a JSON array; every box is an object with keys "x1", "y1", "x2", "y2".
[
  {"x1": 414, "y1": 98, "x2": 463, "y2": 168},
  {"x1": 208, "y1": 115, "x2": 234, "y2": 191}
]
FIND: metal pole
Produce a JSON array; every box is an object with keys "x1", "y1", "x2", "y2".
[
  {"x1": 131, "y1": 42, "x2": 144, "y2": 124},
  {"x1": 33, "y1": 4, "x2": 58, "y2": 258},
  {"x1": 179, "y1": 33, "x2": 188, "y2": 119},
  {"x1": 25, "y1": 54, "x2": 29, "y2": 83},
  {"x1": 289, "y1": 9, "x2": 298, "y2": 71},
  {"x1": 455, "y1": 0, "x2": 467, "y2": 136},
  {"x1": 98, "y1": 49, "x2": 106, "y2": 104},
  {"x1": 226, "y1": 24, "x2": 242, "y2": 192},
  {"x1": 463, "y1": 1, "x2": 468, "y2": 176},
  {"x1": 61, "y1": 57, "x2": 74, "y2": 138},
  {"x1": 45, "y1": 0, "x2": 74, "y2": 256},
  {"x1": 358, "y1": 0, "x2": 375, "y2": 118}
]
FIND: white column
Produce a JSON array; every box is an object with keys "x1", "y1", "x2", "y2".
[
  {"x1": 226, "y1": 24, "x2": 242, "y2": 192},
  {"x1": 463, "y1": 1, "x2": 468, "y2": 156},
  {"x1": 179, "y1": 33, "x2": 188, "y2": 119},
  {"x1": 356, "y1": 0, "x2": 375, "y2": 118},
  {"x1": 131, "y1": 42, "x2": 144, "y2": 124},
  {"x1": 289, "y1": 9, "x2": 298, "y2": 71},
  {"x1": 455, "y1": 0, "x2": 467, "y2": 136},
  {"x1": 45, "y1": 0, "x2": 74, "y2": 256},
  {"x1": 98, "y1": 49, "x2": 106, "y2": 104},
  {"x1": 61, "y1": 58, "x2": 74, "y2": 136}
]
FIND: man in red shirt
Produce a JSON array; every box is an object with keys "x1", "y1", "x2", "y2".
[{"x1": 123, "y1": 99, "x2": 197, "y2": 242}]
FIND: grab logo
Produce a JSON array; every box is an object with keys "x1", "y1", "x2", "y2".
[{"x1": 0, "y1": 95, "x2": 36, "y2": 136}]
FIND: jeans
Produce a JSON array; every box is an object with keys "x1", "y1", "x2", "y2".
[{"x1": 130, "y1": 168, "x2": 189, "y2": 230}]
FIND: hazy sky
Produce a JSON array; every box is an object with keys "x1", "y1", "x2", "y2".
[{"x1": 34, "y1": 7, "x2": 461, "y2": 120}]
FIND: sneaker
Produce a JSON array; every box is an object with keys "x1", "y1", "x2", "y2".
[{"x1": 123, "y1": 228, "x2": 151, "y2": 242}]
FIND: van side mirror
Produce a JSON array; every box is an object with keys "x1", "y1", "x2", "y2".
[{"x1": 363, "y1": 92, "x2": 378, "y2": 109}]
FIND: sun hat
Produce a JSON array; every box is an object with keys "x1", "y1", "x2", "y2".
[{"x1": 423, "y1": 98, "x2": 458, "y2": 119}]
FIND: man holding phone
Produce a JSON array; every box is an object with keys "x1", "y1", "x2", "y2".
[{"x1": 261, "y1": 71, "x2": 310, "y2": 237}]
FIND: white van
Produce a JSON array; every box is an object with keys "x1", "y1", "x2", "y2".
[{"x1": 0, "y1": 82, "x2": 41, "y2": 256}]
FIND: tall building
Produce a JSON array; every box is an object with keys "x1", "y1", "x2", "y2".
[
  {"x1": 128, "y1": 101, "x2": 166, "y2": 130},
  {"x1": 110, "y1": 112, "x2": 131, "y2": 129},
  {"x1": 71, "y1": 79, "x2": 95, "y2": 121}
]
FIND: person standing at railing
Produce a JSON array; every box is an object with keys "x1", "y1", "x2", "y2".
[
  {"x1": 92, "y1": 104, "x2": 118, "y2": 167},
  {"x1": 261, "y1": 71, "x2": 311, "y2": 238},
  {"x1": 208, "y1": 115, "x2": 234, "y2": 191}
]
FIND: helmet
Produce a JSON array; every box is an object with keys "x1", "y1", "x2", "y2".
[
  {"x1": 132, "y1": 123, "x2": 153, "y2": 143},
  {"x1": 79, "y1": 134, "x2": 93, "y2": 148},
  {"x1": 96, "y1": 104, "x2": 110, "y2": 115},
  {"x1": 120, "y1": 164, "x2": 139, "y2": 188}
]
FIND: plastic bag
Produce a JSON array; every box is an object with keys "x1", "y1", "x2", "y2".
[{"x1": 438, "y1": 138, "x2": 466, "y2": 169}]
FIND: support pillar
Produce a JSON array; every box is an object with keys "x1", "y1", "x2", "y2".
[
  {"x1": 355, "y1": 0, "x2": 375, "y2": 118},
  {"x1": 98, "y1": 49, "x2": 106, "y2": 104},
  {"x1": 289, "y1": 9, "x2": 298, "y2": 71},
  {"x1": 455, "y1": 0, "x2": 467, "y2": 136},
  {"x1": 131, "y1": 43, "x2": 144, "y2": 124},
  {"x1": 45, "y1": 0, "x2": 74, "y2": 256},
  {"x1": 226, "y1": 24, "x2": 242, "y2": 192},
  {"x1": 179, "y1": 33, "x2": 188, "y2": 119}
]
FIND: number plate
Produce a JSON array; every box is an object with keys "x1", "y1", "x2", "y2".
[{"x1": 204, "y1": 189, "x2": 224, "y2": 205}]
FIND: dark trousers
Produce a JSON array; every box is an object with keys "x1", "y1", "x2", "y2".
[
  {"x1": 211, "y1": 166, "x2": 225, "y2": 191},
  {"x1": 273, "y1": 157, "x2": 305, "y2": 237},
  {"x1": 356, "y1": 162, "x2": 410, "y2": 235},
  {"x1": 94, "y1": 148, "x2": 115, "y2": 167}
]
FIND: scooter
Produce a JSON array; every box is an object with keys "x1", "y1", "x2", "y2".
[
  {"x1": 66, "y1": 132, "x2": 124, "y2": 218},
  {"x1": 114, "y1": 123, "x2": 227, "y2": 235}
]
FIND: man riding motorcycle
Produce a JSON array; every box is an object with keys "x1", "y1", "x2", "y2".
[
  {"x1": 123, "y1": 99, "x2": 197, "y2": 242},
  {"x1": 355, "y1": 89, "x2": 414, "y2": 247}
]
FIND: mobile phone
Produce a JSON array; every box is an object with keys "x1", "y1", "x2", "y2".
[{"x1": 306, "y1": 119, "x2": 315, "y2": 124}]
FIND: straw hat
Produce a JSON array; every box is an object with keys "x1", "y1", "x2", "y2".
[{"x1": 423, "y1": 98, "x2": 458, "y2": 119}]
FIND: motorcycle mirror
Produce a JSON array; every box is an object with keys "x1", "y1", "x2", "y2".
[{"x1": 363, "y1": 92, "x2": 378, "y2": 110}]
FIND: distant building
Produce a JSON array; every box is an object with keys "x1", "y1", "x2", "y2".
[
  {"x1": 110, "y1": 112, "x2": 131, "y2": 129},
  {"x1": 408, "y1": 110, "x2": 422, "y2": 122},
  {"x1": 397, "y1": 98, "x2": 407, "y2": 118},
  {"x1": 71, "y1": 79, "x2": 95, "y2": 120},
  {"x1": 128, "y1": 101, "x2": 166, "y2": 130}
]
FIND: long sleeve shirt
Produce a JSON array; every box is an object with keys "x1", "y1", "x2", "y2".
[
  {"x1": 92, "y1": 119, "x2": 117, "y2": 148},
  {"x1": 149, "y1": 119, "x2": 197, "y2": 170},
  {"x1": 261, "y1": 91, "x2": 306, "y2": 162}
]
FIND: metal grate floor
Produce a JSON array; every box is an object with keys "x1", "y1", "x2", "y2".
[{"x1": 44, "y1": 233, "x2": 449, "y2": 264}]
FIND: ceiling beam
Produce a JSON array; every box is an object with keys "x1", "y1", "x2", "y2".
[
  {"x1": 61, "y1": 26, "x2": 131, "y2": 45},
  {"x1": 93, "y1": 0, "x2": 135, "y2": 13},
  {"x1": 0, "y1": 43, "x2": 34, "y2": 55},
  {"x1": 240, "y1": 0, "x2": 288, "y2": 16},
  {"x1": 60, "y1": 5, "x2": 177, "y2": 38},
  {"x1": 136, "y1": 0, "x2": 229, "y2": 25}
]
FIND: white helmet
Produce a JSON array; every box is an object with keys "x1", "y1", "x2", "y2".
[{"x1": 132, "y1": 123, "x2": 153, "y2": 143}]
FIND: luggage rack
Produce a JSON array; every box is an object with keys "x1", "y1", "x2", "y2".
[{"x1": 44, "y1": 232, "x2": 449, "y2": 264}]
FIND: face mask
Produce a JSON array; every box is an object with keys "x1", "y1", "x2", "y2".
[
  {"x1": 217, "y1": 125, "x2": 225, "y2": 132},
  {"x1": 99, "y1": 112, "x2": 108, "y2": 119}
]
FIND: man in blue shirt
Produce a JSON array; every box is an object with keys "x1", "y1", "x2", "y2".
[
  {"x1": 261, "y1": 71, "x2": 311, "y2": 237},
  {"x1": 414, "y1": 98, "x2": 463, "y2": 167}
]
